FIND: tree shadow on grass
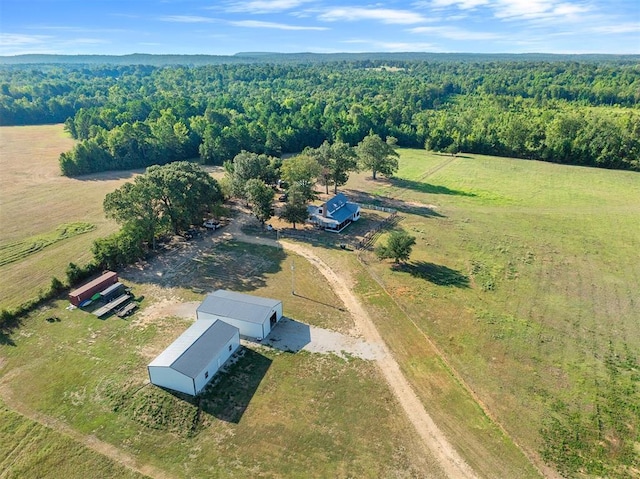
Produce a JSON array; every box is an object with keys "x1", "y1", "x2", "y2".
[
  {"x1": 199, "y1": 347, "x2": 272, "y2": 424},
  {"x1": 0, "y1": 331, "x2": 16, "y2": 346},
  {"x1": 344, "y1": 190, "x2": 445, "y2": 218},
  {"x1": 397, "y1": 261, "x2": 470, "y2": 288},
  {"x1": 0, "y1": 317, "x2": 21, "y2": 346},
  {"x1": 121, "y1": 240, "x2": 287, "y2": 294},
  {"x1": 389, "y1": 178, "x2": 476, "y2": 197}
]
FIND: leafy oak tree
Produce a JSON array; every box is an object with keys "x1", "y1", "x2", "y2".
[
  {"x1": 278, "y1": 186, "x2": 309, "y2": 229},
  {"x1": 356, "y1": 133, "x2": 400, "y2": 180},
  {"x1": 104, "y1": 161, "x2": 222, "y2": 251},
  {"x1": 280, "y1": 154, "x2": 322, "y2": 202},
  {"x1": 245, "y1": 178, "x2": 275, "y2": 227},
  {"x1": 305, "y1": 140, "x2": 358, "y2": 194}
]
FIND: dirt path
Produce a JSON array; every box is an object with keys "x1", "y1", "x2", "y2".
[
  {"x1": 0, "y1": 374, "x2": 170, "y2": 479},
  {"x1": 281, "y1": 241, "x2": 477, "y2": 479}
]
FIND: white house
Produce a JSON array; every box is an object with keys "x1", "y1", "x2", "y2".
[
  {"x1": 196, "y1": 290, "x2": 283, "y2": 339},
  {"x1": 307, "y1": 193, "x2": 361, "y2": 232},
  {"x1": 147, "y1": 319, "x2": 240, "y2": 396}
]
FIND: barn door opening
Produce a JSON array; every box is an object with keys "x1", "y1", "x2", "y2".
[{"x1": 269, "y1": 312, "x2": 277, "y2": 328}]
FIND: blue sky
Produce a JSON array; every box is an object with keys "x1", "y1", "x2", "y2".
[{"x1": 1, "y1": 0, "x2": 639, "y2": 55}]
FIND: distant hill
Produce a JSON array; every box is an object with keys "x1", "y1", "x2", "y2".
[{"x1": 1, "y1": 52, "x2": 638, "y2": 66}]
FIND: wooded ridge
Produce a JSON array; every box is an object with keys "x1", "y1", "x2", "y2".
[{"x1": 1, "y1": 57, "x2": 638, "y2": 172}]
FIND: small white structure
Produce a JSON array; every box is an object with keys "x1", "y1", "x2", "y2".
[
  {"x1": 147, "y1": 319, "x2": 240, "y2": 396},
  {"x1": 307, "y1": 193, "x2": 361, "y2": 232},
  {"x1": 196, "y1": 290, "x2": 283, "y2": 339}
]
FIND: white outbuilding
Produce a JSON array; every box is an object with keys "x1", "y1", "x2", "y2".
[
  {"x1": 147, "y1": 319, "x2": 240, "y2": 396},
  {"x1": 196, "y1": 290, "x2": 283, "y2": 339}
]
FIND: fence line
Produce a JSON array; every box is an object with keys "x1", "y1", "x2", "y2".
[{"x1": 360, "y1": 204, "x2": 397, "y2": 214}]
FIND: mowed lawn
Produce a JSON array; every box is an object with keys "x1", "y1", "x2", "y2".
[
  {"x1": 0, "y1": 242, "x2": 441, "y2": 479},
  {"x1": 346, "y1": 149, "x2": 640, "y2": 476},
  {"x1": 0, "y1": 125, "x2": 135, "y2": 310}
]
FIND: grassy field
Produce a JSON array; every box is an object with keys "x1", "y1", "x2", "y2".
[
  {"x1": 345, "y1": 149, "x2": 640, "y2": 477},
  {"x1": 2, "y1": 126, "x2": 638, "y2": 477},
  {"x1": 0, "y1": 241, "x2": 440, "y2": 478},
  {"x1": 0, "y1": 402, "x2": 146, "y2": 479},
  {"x1": 0, "y1": 125, "x2": 132, "y2": 310}
]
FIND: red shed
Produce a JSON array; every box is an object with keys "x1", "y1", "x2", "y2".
[{"x1": 69, "y1": 271, "x2": 118, "y2": 306}]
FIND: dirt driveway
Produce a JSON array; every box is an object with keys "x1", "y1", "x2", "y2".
[{"x1": 128, "y1": 208, "x2": 478, "y2": 478}]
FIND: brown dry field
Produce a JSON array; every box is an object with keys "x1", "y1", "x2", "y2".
[{"x1": 0, "y1": 125, "x2": 137, "y2": 310}]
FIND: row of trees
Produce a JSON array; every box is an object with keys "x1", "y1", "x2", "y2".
[{"x1": 1, "y1": 60, "x2": 638, "y2": 172}]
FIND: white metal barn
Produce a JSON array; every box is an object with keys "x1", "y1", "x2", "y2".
[
  {"x1": 147, "y1": 319, "x2": 240, "y2": 396},
  {"x1": 196, "y1": 290, "x2": 283, "y2": 339}
]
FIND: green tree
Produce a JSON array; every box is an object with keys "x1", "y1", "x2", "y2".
[
  {"x1": 306, "y1": 140, "x2": 358, "y2": 194},
  {"x1": 376, "y1": 230, "x2": 416, "y2": 264},
  {"x1": 356, "y1": 133, "x2": 399, "y2": 180},
  {"x1": 278, "y1": 186, "x2": 308, "y2": 229},
  {"x1": 92, "y1": 225, "x2": 146, "y2": 270},
  {"x1": 144, "y1": 161, "x2": 223, "y2": 235},
  {"x1": 280, "y1": 154, "x2": 322, "y2": 201},
  {"x1": 244, "y1": 178, "x2": 275, "y2": 227},
  {"x1": 104, "y1": 177, "x2": 163, "y2": 249},
  {"x1": 224, "y1": 151, "x2": 278, "y2": 199},
  {"x1": 104, "y1": 162, "x2": 222, "y2": 251}
]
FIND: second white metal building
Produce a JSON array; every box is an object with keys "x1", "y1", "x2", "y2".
[{"x1": 196, "y1": 290, "x2": 283, "y2": 339}]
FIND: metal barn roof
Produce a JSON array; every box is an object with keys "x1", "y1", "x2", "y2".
[
  {"x1": 148, "y1": 319, "x2": 239, "y2": 378},
  {"x1": 99, "y1": 282, "x2": 124, "y2": 297},
  {"x1": 197, "y1": 290, "x2": 281, "y2": 325},
  {"x1": 69, "y1": 271, "x2": 117, "y2": 298}
]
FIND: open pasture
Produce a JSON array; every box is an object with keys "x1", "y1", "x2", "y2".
[
  {"x1": 0, "y1": 125, "x2": 134, "y2": 310},
  {"x1": 0, "y1": 240, "x2": 440, "y2": 478},
  {"x1": 348, "y1": 149, "x2": 640, "y2": 476}
]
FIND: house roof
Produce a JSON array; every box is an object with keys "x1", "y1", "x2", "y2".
[
  {"x1": 325, "y1": 193, "x2": 349, "y2": 215},
  {"x1": 331, "y1": 202, "x2": 359, "y2": 224},
  {"x1": 197, "y1": 290, "x2": 281, "y2": 325},
  {"x1": 148, "y1": 319, "x2": 239, "y2": 378}
]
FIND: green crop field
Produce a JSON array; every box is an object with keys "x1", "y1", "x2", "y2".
[{"x1": 346, "y1": 149, "x2": 640, "y2": 477}]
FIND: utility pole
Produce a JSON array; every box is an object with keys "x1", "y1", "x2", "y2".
[{"x1": 290, "y1": 260, "x2": 295, "y2": 295}]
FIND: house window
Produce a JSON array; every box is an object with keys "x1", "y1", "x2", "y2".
[
  {"x1": 228, "y1": 344, "x2": 233, "y2": 351},
  {"x1": 204, "y1": 371, "x2": 209, "y2": 379}
]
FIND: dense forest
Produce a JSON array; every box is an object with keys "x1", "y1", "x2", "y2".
[{"x1": 1, "y1": 57, "x2": 639, "y2": 173}]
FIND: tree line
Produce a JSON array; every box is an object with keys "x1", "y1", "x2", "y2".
[{"x1": 0, "y1": 60, "x2": 638, "y2": 171}]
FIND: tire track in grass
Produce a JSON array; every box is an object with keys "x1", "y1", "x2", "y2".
[
  {"x1": 0, "y1": 375, "x2": 169, "y2": 479},
  {"x1": 0, "y1": 222, "x2": 95, "y2": 267}
]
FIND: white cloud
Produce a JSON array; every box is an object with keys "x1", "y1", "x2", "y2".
[
  {"x1": 424, "y1": 0, "x2": 490, "y2": 9},
  {"x1": 67, "y1": 38, "x2": 109, "y2": 45},
  {"x1": 342, "y1": 39, "x2": 441, "y2": 52},
  {"x1": 158, "y1": 15, "x2": 218, "y2": 23},
  {"x1": 591, "y1": 22, "x2": 640, "y2": 34},
  {"x1": 410, "y1": 25, "x2": 501, "y2": 40},
  {"x1": 418, "y1": 0, "x2": 592, "y2": 21},
  {"x1": 319, "y1": 7, "x2": 427, "y2": 24},
  {"x1": 230, "y1": 20, "x2": 328, "y2": 30},
  {"x1": 224, "y1": 0, "x2": 310, "y2": 13},
  {"x1": 0, "y1": 33, "x2": 51, "y2": 46}
]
